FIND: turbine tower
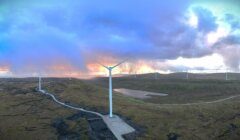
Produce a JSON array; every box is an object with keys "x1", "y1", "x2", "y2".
[
  {"x1": 38, "y1": 76, "x2": 42, "y2": 91},
  {"x1": 225, "y1": 69, "x2": 228, "y2": 81},
  {"x1": 186, "y1": 69, "x2": 189, "y2": 80},
  {"x1": 99, "y1": 59, "x2": 127, "y2": 118},
  {"x1": 155, "y1": 71, "x2": 158, "y2": 80}
]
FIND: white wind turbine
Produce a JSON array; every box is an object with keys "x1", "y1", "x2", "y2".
[
  {"x1": 99, "y1": 59, "x2": 128, "y2": 118},
  {"x1": 225, "y1": 68, "x2": 228, "y2": 81}
]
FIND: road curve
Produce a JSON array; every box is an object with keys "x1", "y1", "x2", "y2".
[
  {"x1": 38, "y1": 90, "x2": 135, "y2": 140},
  {"x1": 158, "y1": 94, "x2": 240, "y2": 106},
  {"x1": 39, "y1": 90, "x2": 104, "y2": 117}
]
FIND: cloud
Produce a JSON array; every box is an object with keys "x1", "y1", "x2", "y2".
[
  {"x1": 216, "y1": 45, "x2": 240, "y2": 70},
  {"x1": 214, "y1": 35, "x2": 240, "y2": 69},
  {"x1": 224, "y1": 13, "x2": 240, "y2": 29},
  {"x1": 0, "y1": 0, "x2": 239, "y2": 76},
  {"x1": 192, "y1": 7, "x2": 218, "y2": 33}
]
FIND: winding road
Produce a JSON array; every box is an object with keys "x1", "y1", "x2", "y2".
[
  {"x1": 38, "y1": 88, "x2": 240, "y2": 139},
  {"x1": 157, "y1": 94, "x2": 240, "y2": 106},
  {"x1": 115, "y1": 88, "x2": 240, "y2": 106},
  {"x1": 39, "y1": 90, "x2": 103, "y2": 117},
  {"x1": 38, "y1": 90, "x2": 135, "y2": 140}
]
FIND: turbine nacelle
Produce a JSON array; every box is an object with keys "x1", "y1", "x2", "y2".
[{"x1": 104, "y1": 66, "x2": 113, "y2": 70}]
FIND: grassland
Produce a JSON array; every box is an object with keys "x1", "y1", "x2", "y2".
[
  {"x1": 0, "y1": 78, "x2": 90, "y2": 140},
  {"x1": 43, "y1": 76, "x2": 240, "y2": 139},
  {"x1": 92, "y1": 76, "x2": 240, "y2": 104},
  {"x1": 1, "y1": 75, "x2": 240, "y2": 140}
]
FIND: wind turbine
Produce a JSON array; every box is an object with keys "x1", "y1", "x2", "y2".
[
  {"x1": 225, "y1": 69, "x2": 228, "y2": 81},
  {"x1": 155, "y1": 71, "x2": 158, "y2": 79},
  {"x1": 186, "y1": 69, "x2": 189, "y2": 80},
  {"x1": 99, "y1": 59, "x2": 128, "y2": 118}
]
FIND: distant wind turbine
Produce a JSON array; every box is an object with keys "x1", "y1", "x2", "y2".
[
  {"x1": 99, "y1": 59, "x2": 128, "y2": 118},
  {"x1": 225, "y1": 69, "x2": 228, "y2": 81},
  {"x1": 155, "y1": 72, "x2": 158, "y2": 80},
  {"x1": 186, "y1": 69, "x2": 189, "y2": 80}
]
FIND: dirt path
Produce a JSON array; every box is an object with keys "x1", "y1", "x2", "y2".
[
  {"x1": 39, "y1": 90, "x2": 135, "y2": 140},
  {"x1": 158, "y1": 94, "x2": 240, "y2": 106},
  {"x1": 115, "y1": 88, "x2": 240, "y2": 106}
]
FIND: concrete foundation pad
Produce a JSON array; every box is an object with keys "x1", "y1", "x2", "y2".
[{"x1": 103, "y1": 115, "x2": 135, "y2": 140}]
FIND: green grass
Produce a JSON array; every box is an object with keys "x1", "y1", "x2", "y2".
[
  {"x1": 42, "y1": 77, "x2": 240, "y2": 139},
  {"x1": 91, "y1": 77, "x2": 240, "y2": 104},
  {"x1": 0, "y1": 78, "x2": 89, "y2": 140},
  {"x1": 1, "y1": 77, "x2": 240, "y2": 139}
]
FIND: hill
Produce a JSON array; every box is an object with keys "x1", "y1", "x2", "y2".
[{"x1": 1, "y1": 77, "x2": 240, "y2": 139}]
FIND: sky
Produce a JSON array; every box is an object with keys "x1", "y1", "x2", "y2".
[{"x1": 0, "y1": 0, "x2": 240, "y2": 77}]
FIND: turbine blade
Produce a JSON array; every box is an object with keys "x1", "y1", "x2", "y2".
[
  {"x1": 98, "y1": 62, "x2": 109, "y2": 69},
  {"x1": 112, "y1": 58, "x2": 128, "y2": 68}
]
